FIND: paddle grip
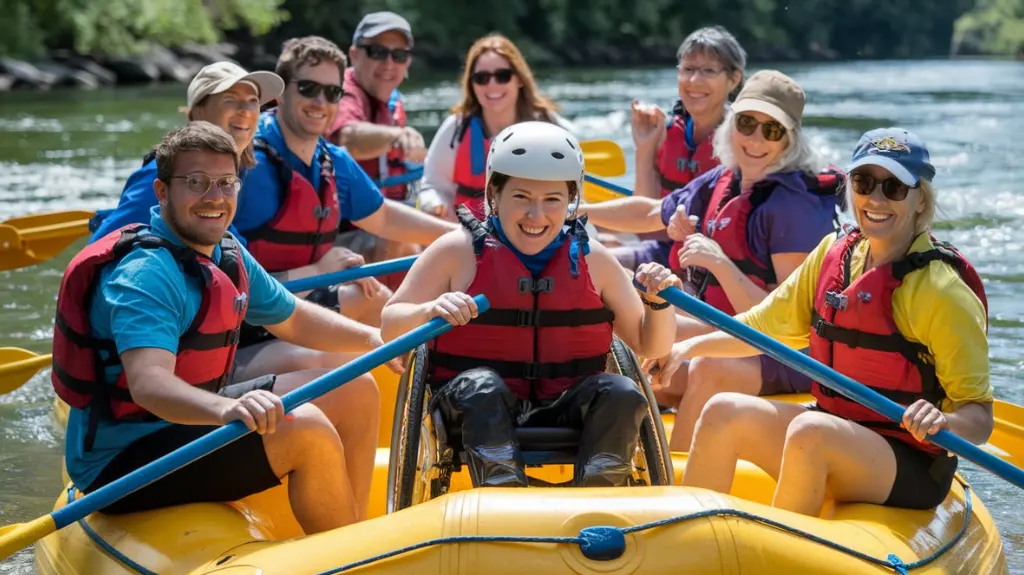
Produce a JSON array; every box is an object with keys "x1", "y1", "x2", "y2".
[
  {"x1": 656, "y1": 286, "x2": 1024, "y2": 490},
  {"x1": 584, "y1": 174, "x2": 633, "y2": 197},
  {"x1": 49, "y1": 294, "x2": 490, "y2": 529},
  {"x1": 281, "y1": 255, "x2": 419, "y2": 293}
]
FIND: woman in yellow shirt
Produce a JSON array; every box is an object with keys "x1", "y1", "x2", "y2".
[{"x1": 673, "y1": 128, "x2": 994, "y2": 516}]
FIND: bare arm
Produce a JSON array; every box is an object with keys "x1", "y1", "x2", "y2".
[
  {"x1": 709, "y1": 252, "x2": 808, "y2": 314},
  {"x1": 591, "y1": 242, "x2": 678, "y2": 359},
  {"x1": 338, "y1": 122, "x2": 402, "y2": 161},
  {"x1": 354, "y1": 199, "x2": 459, "y2": 246},
  {"x1": 265, "y1": 298, "x2": 379, "y2": 353},
  {"x1": 578, "y1": 195, "x2": 666, "y2": 233},
  {"x1": 633, "y1": 148, "x2": 662, "y2": 199},
  {"x1": 380, "y1": 230, "x2": 467, "y2": 341},
  {"x1": 945, "y1": 402, "x2": 994, "y2": 445},
  {"x1": 123, "y1": 348, "x2": 236, "y2": 426}
]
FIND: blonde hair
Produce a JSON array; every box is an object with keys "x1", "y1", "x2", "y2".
[
  {"x1": 712, "y1": 109, "x2": 827, "y2": 176},
  {"x1": 452, "y1": 34, "x2": 559, "y2": 124},
  {"x1": 843, "y1": 177, "x2": 938, "y2": 234}
]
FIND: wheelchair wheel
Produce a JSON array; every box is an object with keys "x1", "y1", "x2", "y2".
[
  {"x1": 386, "y1": 344, "x2": 447, "y2": 514},
  {"x1": 609, "y1": 337, "x2": 673, "y2": 486}
]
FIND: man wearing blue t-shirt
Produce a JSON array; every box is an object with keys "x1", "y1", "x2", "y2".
[
  {"x1": 230, "y1": 36, "x2": 458, "y2": 382},
  {"x1": 54, "y1": 122, "x2": 390, "y2": 532}
]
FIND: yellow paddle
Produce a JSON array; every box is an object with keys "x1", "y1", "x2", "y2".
[
  {"x1": 0, "y1": 210, "x2": 93, "y2": 272},
  {"x1": 0, "y1": 348, "x2": 51, "y2": 394},
  {"x1": 0, "y1": 142, "x2": 627, "y2": 273}
]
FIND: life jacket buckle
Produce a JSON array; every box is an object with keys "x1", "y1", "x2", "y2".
[
  {"x1": 517, "y1": 277, "x2": 554, "y2": 294},
  {"x1": 313, "y1": 205, "x2": 332, "y2": 220},
  {"x1": 516, "y1": 309, "x2": 537, "y2": 327},
  {"x1": 522, "y1": 362, "x2": 540, "y2": 380},
  {"x1": 824, "y1": 290, "x2": 848, "y2": 311},
  {"x1": 226, "y1": 328, "x2": 241, "y2": 346}
]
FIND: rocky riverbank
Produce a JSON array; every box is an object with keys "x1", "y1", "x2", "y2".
[{"x1": 0, "y1": 37, "x2": 832, "y2": 92}]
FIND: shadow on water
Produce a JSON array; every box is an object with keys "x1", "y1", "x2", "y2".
[{"x1": 0, "y1": 59, "x2": 1022, "y2": 573}]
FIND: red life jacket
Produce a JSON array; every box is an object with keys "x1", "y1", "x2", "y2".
[
  {"x1": 245, "y1": 138, "x2": 341, "y2": 273},
  {"x1": 427, "y1": 207, "x2": 615, "y2": 401},
  {"x1": 673, "y1": 167, "x2": 844, "y2": 315},
  {"x1": 655, "y1": 107, "x2": 718, "y2": 197},
  {"x1": 808, "y1": 228, "x2": 989, "y2": 456},
  {"x1": 51, "y1": 224, "x2": 249, "y2": 448},
  {"x1": 450, "y1": 115, "x2": 489, "y2": 219},
  {"x1": 351, "y1": 94, "x2": 410, "y2": 202}
]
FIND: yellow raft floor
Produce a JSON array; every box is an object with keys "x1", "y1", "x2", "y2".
[{"x1": 36, "y1": 366, "x2": 1009, "y2": 575}]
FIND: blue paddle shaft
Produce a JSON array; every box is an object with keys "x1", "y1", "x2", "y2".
[
  {"x1": 281, "y1": 255, "x2": 419, "y2": 293},
  {"x1": 50, "y1": 294, "x2": 490, "y2": 529},
  {"x1": 377, "y1": 164, "x2": 423, "y2": 189},
  {"x1": 584, "y1": 174, "x2": 633, "y2": 197},
  {"x1": 655, "y1": 286, "x2": 1024, "y2": 490}
]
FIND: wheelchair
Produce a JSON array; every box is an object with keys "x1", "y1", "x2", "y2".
[{"x1": 385, "y1": 337, "x2": 673, "y2": 514}]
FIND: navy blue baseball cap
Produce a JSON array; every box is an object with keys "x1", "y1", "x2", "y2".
[{"x1": 848, "y1": 128, "x2": 936, "y2": 186}]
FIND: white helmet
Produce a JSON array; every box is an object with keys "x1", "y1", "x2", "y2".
[{"x1": 485, "y1": 121, "x2": 585, "y2": 214}]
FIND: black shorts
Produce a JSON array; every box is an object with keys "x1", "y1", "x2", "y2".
[
  {"x1": 882, "y1": 435, "x2": 958, "y2": 509},
  {"x1": 83, "y1": 375, "x2": 283, "y2": 515}
]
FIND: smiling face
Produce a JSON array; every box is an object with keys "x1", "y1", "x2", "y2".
[
  {"x1": 730, "y1": 111, "x2": 788, "y2": 178},
  {"x1": 192, "y1": 82, "x2": 260, "y2": 152},
  {"x1": 350, "y1": 30, "x2": 412, "y2": 102},
  {"x1": 493, "y1": 176, "x2": 571, "y2": 255},
  {"x1": 850, "y1": 164, "x2": 924, "y2": 246},
  {"x1": 676, "y1": 51, "x2": 739, "y2": 120},
  {"x1": 155, "y1": 150, "x2": 240, "y2": 250},
  {"x1": 471, "y1": 50, "x2": 521, "y2": 118},
  {"x1": 279, "y1": 61, "x2": 342, "y2": 140}
]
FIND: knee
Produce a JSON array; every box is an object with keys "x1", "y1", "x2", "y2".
[
  {"x1": 783, "y1": 412, "x2": 835, "y2": 457},
  {"x1": 687, "y1": 356, "x2": 727, "y2": 390},
  {"x1": 694, "y1": 392, "x2": 752, "y2": 433},
  {"x1": 348, "y1": 372, "x2": 381, "y2": 413},
  {"x1": 271, "y1": 404, "x2": 341, "y2": 457},
  {"x1": 450, "y1": 368, "x2": 512, "y2": 398},
  {"x1": 602, "y1": 374, "x2": 648, "y2": 415}
]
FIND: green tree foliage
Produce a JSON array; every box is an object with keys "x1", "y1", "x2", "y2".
[
  {"x1": 0, "y1": 0, "x2": 287, "y2": 59},
  {"x1": 953, "y1": 0, "x2": 1024, "y2": 56},
  {"x1": 0, "y1": 0, "x2": 1019, "y2": 62}
]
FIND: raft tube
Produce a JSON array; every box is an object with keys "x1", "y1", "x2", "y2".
[{"x1": 39, "y1": 394, "x2": 1008, "y2": 575}]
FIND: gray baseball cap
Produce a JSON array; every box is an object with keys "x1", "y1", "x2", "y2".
[{"x1": 352, "y1": 11, "x2": 414, "y2": 47}]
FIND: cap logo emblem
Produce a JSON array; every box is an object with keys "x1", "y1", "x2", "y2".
[{"x1": 868, "y1": 136, "x2": 910, "y2": 155}]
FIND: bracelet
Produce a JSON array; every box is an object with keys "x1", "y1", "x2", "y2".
[{"x1": 639, "y1": 295, "x2": 671, "y2": 310}]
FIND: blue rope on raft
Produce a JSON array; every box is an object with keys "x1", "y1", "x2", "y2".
[
  {"x1": 66, "y1": 487, "x2": 158, "y2": 575},
  {"x1": 67, "y1": 483, "x2": 973, "y2": 575}
]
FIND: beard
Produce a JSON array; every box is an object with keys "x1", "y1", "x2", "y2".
[{"x1": 165, "y1": 198, "x2": 229, "y2": 249}]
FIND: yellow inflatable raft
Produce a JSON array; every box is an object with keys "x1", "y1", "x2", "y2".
[{"x1": 38, "y1": 356, "x2": 1009, "y2": 575}]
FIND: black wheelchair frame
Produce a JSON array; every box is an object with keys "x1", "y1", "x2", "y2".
[{"x1": 385, "y1": 337, "x2": 673, "y2": 514}]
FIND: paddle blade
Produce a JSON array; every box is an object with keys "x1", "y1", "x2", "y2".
[
  {"x1": 581, "y1": 140, "x2": 626, "y2": 177},
  {"x1": 0, "y1": 515, "x2": 56, "y2": 561},
  {"x1": 0, "y1": 348, "x2": 52, "y2": 394},
  {"x1": 583, "y1": 179, "x2": 627, "y2": 204},
  {"x1": 986, "y1": 400, "x2": 1024, "y2": 468},
  {"x1": 0, "y1": 210, "x2": 93, "y2": 271}
]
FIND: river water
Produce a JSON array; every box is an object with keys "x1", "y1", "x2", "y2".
[{"x1": 1, "y1": 59, "x2": 1022, "y2": 573}]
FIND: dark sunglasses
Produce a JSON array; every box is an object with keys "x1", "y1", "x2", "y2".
[
  {"x1": 171, "y1": 173, "x2": 242, "y2": 197},
  {"x1": 292, "y1": 79, "x2": 345, "y2": 103},
  {"x1": 360, "y1": 44, "x2": 413, "y2": 63},
  {"x1": 471, "y1": 68, "x2": 515, "y2": 86},
  {"x1": 850, "y1": 172, "x2": 915, "y2": 201},
  {"x1": 734, "y1": 113, "x2": 787, "y2": 142}
]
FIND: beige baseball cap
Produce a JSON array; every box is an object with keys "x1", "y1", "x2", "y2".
[
  {"x1": 731, "y1": 70, "x2": 805, "y2": 130},
  {"x1": 186, "y1": 62, "x2": 285, "y2": 109}
]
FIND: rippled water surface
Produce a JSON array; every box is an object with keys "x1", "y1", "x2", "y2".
[{"x1": 1, "y1": 59, "x2": 1022, "y2": 572}]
